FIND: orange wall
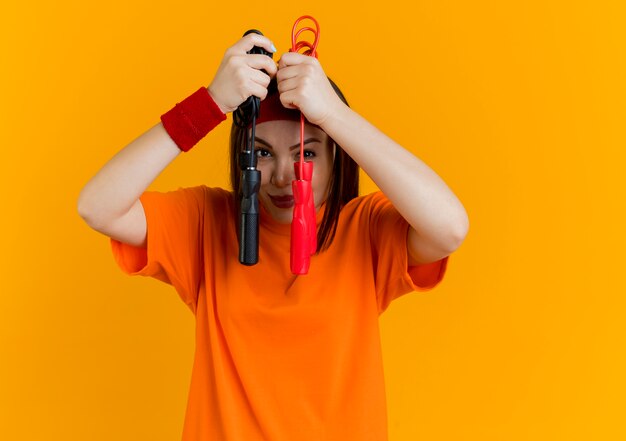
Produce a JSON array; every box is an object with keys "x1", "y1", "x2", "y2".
[{"x1": 1, "y1": 1, "x2": 625, "y2": 439}]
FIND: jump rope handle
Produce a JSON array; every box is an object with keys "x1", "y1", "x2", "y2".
[
  {"x1": 290, "y1": 15, "x2": 320, "y2": 275},
  {"x1": 291, "y1": 161, "x2": 316, "y2": 274},
  {"x1": 236, "y1": 29, "x2": 273, "y2": 266}
]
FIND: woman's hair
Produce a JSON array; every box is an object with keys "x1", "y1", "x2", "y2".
[{"x1": 229, "y1": 76, "x2": 360, "y2": 253}]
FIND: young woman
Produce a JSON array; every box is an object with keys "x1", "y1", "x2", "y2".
[{"x1": 78, "y1": 32, "x2": 468, "y2": 441}]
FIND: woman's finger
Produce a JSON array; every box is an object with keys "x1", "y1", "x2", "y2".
[
  {"x1": 232, "y1": 32, "x2": 277, "y2": 57},
  {"x1": 276, "y1": 76, "x2": 299, "y2": 94},
  {"x1": 276, "y1": 64, "x2": 301, "y2": 82},
  {"x1": 249, "y1": 80, "x2": 269, "y2": 100},
  {"x1": 277, "y1": 51, "x2": 309, "y2": 69},
  {"x1": 249, "y1": 68, "x2": 271, "y2": 88},
  {"x1": 246, "y1": 54, "x2": 278, "y2": 78},
  {"x1": 278, "y1": 89, "x2": 299, "y2": 110}
]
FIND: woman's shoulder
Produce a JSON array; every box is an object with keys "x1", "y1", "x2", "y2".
[
  {"x1": 200, "y1": 185, "x2": 234, "y2": 198},
  {"x1": 197, "y1": 185, "x2": 235, "y2": 209},
  {"x1": 151, "y1": 185, "x2": 234, "y2": 213},
  {"x1": 170, "y1": 184, "x2": 233, "y2": 200},
  {"x1": 341, "y1": 190, "x2": 388, "y2": 214}
]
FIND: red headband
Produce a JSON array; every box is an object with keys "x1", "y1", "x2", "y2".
[{"x1": 249, "y1": 93, "x2": 316, "y2": 127}]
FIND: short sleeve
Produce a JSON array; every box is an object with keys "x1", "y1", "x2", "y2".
[
  {"x1": 110, "y1": 186, "x2": 206, "y2": 314},
  {"x1": 368, "y1": 191, "x2": 450, "y2": 314}
]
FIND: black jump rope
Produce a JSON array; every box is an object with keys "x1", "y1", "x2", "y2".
[
  {"x1": 234, "y1": 17, "x2": 319, "y2": 273},
  {"x1": 233, "y1": 29, "x2": 273, "y2": 266}
]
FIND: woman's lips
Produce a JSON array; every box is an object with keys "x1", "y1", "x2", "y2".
[{"x1": 269, "y1": 194, "x2": 295, "y2": 209}]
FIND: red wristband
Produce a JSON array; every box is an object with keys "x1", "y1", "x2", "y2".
[{"x1": 160, "y1": 87, "x2": 227, "y2": 152}]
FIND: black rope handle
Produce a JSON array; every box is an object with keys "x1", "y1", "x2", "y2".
[{"x1": 235, "y1": 29, "x2": 273, "y2": 266}]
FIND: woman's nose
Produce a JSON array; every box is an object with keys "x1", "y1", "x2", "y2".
[{"x1": 270, "y1": 159, "x2": 295, "y2": 189}]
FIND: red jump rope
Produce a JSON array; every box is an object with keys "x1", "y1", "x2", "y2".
[
  {"x1": 233, "y1": 16, "x2": 321, "y2": 275},
  {"x1": 289, "y1": 15, "x2": 320, "y2": 275}
]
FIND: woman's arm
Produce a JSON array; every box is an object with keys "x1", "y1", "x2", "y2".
[
  {"x1": 78, "y1": 33, "x2": 278, "y2": 246},
  {"x1": 77, "y1": 122, "x2": 182, "y2": 246},
  {"x1": 276, "y1": 53, "x2": 469, "y2": 265},
  {"x1": 321, "y1": 105, "x2": 468, "y2": 264}
]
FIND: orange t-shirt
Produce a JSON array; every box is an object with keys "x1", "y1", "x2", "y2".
[{"x1": 110, "y1": 185, "x2": 449, "y2": 441}]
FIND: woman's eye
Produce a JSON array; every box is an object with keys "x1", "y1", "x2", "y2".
[
  {"x1": 255, "y1": 149, "x2": 271, "y2": 158},
  {"x1": 296, "y1": 150, "x2": 316, "y2": 159}
]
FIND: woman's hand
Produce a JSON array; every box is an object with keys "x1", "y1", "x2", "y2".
[
  {"x1": 207, "y1": 33, "x2": 278, "y2": 114},
  {"x1": 276, "y1": 52, "x2": 346, "y2": 126}
]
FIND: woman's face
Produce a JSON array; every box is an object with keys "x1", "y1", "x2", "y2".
[{"x1": 252, "y1": 120, "x2": 335, "y2": 224}]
